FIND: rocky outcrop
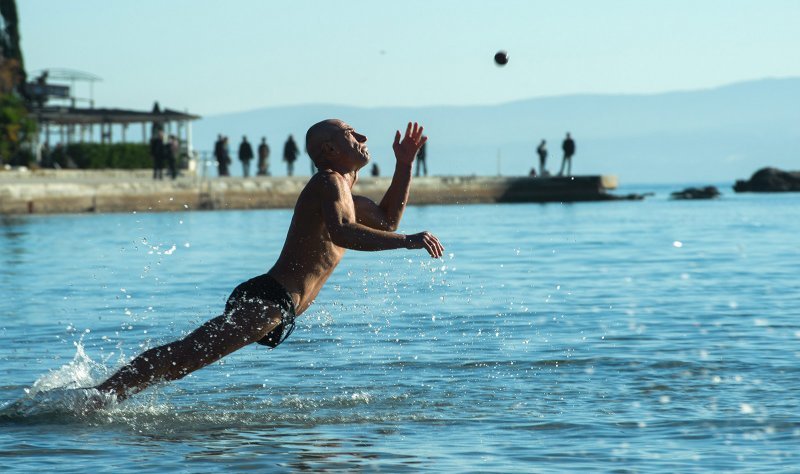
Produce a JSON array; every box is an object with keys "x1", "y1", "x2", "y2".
[
  {"x1": 733, "y1": 167, "x2": 800, "y2": 192},
  {"x1": 670, "y1": 186, "x2": 720, "y2": 200}
]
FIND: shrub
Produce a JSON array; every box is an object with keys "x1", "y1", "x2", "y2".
[{"x1": 51, "y1": 143, "x2": 152, "y2": 169}]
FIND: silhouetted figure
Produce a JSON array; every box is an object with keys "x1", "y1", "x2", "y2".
[
  {"x1": 558, "y1": 133, "x2": 576, "y2": 177},
  {"x1": 257, "y1": 137, "x2": 270, "y2": 176},
  {"x1": 537, "y1": 139, "x2": 547, "y2": 176},
  {"x1": 33, "y1": 71, "x2": 48, "y2": 107},
  {"x1": 239, "y1": 136, "x2": 254, "y2": 177},
  {"x1": 39, "y1": 142, "x2": 52, "y2": 168},
  {"x1": 283, "y1": 135, "x2": 299, "y2": 176},
  {"x1": 223, "y1": 137, "x2": 232, "y2": 174},
  {"x1": 150, "y1": 128, "x2": 166, "y2": 180},
  {"x1": 214, "y1": 134, "x2": 230, "y2": 177},
  {"x1": 166, "y1": 134, "x2": 179, "y2": 180},
  {"x1": 415, "y1": 141, "x2": 427, "y2": 177},
  {"x1": 371, "y1": 162, "x2": 380, "y2": 177}
]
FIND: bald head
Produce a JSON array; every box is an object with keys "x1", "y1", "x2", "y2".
[{"x1": 306, "y1": 119, "x2": 344, "y2": 166}]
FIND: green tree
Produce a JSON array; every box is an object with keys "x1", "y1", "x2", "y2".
[
  {"x1": 0, "y1": 93, "x2": 35, "y2": 164},
  {"x1": 0, "y1": 0, "x2": 26, "y2": 95},
  {"x1": 0, "y1": 0, "x2": 33, "y2": 165}
]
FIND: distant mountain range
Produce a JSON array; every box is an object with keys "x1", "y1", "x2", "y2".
[{"x1": 193, "y1": 78, "x2": 800, "y2": 184}]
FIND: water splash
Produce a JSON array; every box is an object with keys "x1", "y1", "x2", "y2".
[
  {"x1": 0, "y1": 342, "x2": 116, "y2": 419},
  {"x1": 29, "y1": 341, "x2": 109, "y2": 394}
]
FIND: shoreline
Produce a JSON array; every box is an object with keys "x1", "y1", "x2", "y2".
[{"x1": 1, "y1": 169, "x2": 626, "y2": 215}]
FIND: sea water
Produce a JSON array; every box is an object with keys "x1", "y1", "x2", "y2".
[{"x1": 1, "y1": 184, "x2": 798, "y2": 472}]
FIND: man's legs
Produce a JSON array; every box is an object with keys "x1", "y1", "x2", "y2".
[
  {"x1": 96, "y1": 305, "x2": 283, "y2": 401},
  {"x1": 558, "y1": 156, "x2": 566, "y2": 176},
  {"x1": 566, "y1": 156, "x2": 572, "y2": 176}
]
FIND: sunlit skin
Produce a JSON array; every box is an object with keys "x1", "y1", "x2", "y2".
[{"x1": 95, "y1": 120, "x2": 443, "y2": 402}]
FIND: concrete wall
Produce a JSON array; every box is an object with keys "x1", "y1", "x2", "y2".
[{"x1": 0, "y1": 169, "x2": 619, "y2": 215}]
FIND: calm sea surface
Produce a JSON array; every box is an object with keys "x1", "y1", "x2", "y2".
[{"x1": 1, "y1": 183, "x2": 798, "y2": 472}]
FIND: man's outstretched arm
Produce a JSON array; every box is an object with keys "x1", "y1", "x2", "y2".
[
  {"x1": 355, "y1": 122, "x2": 426, "y2": 231},
  {"x1": 322, "y1": 171, "x2": 443, "y2": 258}
]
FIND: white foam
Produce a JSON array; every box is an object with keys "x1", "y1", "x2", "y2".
[
  {"x1": 1, "y1": 342, "x2": 118, "y2": 418},
  {"x1": 29, "y1": 342, "x2": 108, "y2": 394},
  {"x1": 2, "y1": 387, "x2": 117, "y2": 417}
]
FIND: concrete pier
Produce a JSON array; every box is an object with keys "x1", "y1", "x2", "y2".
[{"x1": 0, "y1": 169, "x2": 627, "y2": 215}]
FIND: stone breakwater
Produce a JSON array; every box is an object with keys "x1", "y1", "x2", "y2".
[{"x1": 0, "y1": 169, "x2": 621, "y2": 215}]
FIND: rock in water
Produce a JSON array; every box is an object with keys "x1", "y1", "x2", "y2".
[
  {"x1": 670, "y1": 186, "x2": 721, "y2": 200},
  {"x1": 734, "y1": 167, "x2": 800, "y2": 192}
]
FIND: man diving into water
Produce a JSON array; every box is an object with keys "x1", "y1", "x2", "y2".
[{"x1": 93, "y1": 120, "x2": 443, "y2": 402}]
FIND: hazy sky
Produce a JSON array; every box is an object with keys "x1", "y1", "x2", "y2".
[{"x1": 18, "y1": 0, "x2": 800, "y2": 116}]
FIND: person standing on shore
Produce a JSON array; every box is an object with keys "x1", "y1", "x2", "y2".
[
  {"x1": 223, "y1": 136, "x2": 233, "y2": 176},
  {"x1": 166, "y1": 134, "x2": 179, "y2": 180},
  {"x1": 415, "y1": 141, "x2": 427, "y2": 177},
  {"x1": 257, "y1": 136, "x2": 270, "y2": 176},
  {"x1": 283, "y1": 134, "x2": 299, "y2": 176},
  {"x1": 536, "y1": 139, "x2": 547, "y2": 176},
  {"x1": 558, "y1": 133, "x2": 576, "y2": 177},
  {"x1": 88, "y1": 119, "x2": 442, "y2": 404},
  {"x1": 150, "y1": 128, "x2": 165, "y2": 180},
  {"x1": 239, "y1": 136, "x2": 254, "y2": 177},
  {"x1": 213, "y1": 134, "x2": 229, "y2": 177}
]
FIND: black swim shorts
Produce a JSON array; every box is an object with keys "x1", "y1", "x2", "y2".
[{"x1": 225, "y1": 274, "x2": 297, "y2": 348}]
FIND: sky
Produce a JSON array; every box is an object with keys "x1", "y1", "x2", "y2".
[{"x1": 17, "y1": 0, "x2": 800, "y2": 116}]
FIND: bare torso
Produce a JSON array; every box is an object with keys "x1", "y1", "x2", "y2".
[{"x1": 267, "y1": 173, "x2": 346, "y2": 315}]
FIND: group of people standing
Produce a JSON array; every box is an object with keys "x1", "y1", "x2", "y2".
[
  {"x1": 150, "y1": 127, "x2": 180, "y2": 180},
  {"x1": 213, "y1": 134, "x2": 301, "y2": 177},
  {"x1": 534, "y1": 133, "x2": 576, "y2": 177}
]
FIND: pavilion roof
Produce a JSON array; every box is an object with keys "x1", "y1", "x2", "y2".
[{"x1": 34, "y1": 106, "x2": 201, "y2": 125}]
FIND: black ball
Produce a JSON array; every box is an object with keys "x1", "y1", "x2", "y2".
[{"x1": 494, "y1": 51, "x2": 508, "y2": 66}]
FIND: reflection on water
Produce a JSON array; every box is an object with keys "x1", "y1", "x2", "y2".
[{"x1": 0, "y1": 215, "x2": 29, "y2": 268}]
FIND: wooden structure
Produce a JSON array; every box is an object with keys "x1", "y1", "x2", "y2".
[
  {"x1": 26, "y1": 68, "x2": 201, "y2": 154},
  {"x1": 34, "y1": 105, "x2": 201, "y2": 148}
]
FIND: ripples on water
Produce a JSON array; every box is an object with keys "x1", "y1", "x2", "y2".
[{"x1": 1, "y1": 187, "x2": 798, "y2": 472}]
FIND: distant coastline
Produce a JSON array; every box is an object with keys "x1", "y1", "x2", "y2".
[{"x1": 194, "y1": 77, "x2": 800, "y2": 184}]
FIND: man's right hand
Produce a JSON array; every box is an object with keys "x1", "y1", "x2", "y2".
[
  {"x1": 393, "y1": 122, "x2": 427, "y2": 167},
  {"x1": 405, "y1": 231, "x2": 444, "y2": 258}
]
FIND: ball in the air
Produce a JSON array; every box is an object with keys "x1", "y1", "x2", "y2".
[{"x1": 494, "y1": 51, "x2": 509, "y2": 66}]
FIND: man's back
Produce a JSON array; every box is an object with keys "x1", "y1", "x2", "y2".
[{"x1": 563, "y1": 136, "x2": 575, "y2": 156}]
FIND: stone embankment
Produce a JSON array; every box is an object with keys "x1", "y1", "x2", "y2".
[{"x1": 0, "y1": 169, "x2": 623, "y2": 215}]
